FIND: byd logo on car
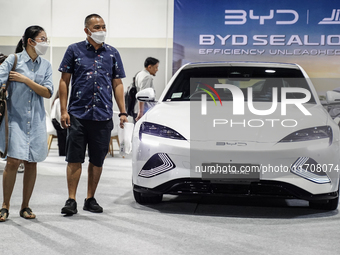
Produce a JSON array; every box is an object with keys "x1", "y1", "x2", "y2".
[{"x1": 200, "y1": 84, "x2": 312, "y2": 128}]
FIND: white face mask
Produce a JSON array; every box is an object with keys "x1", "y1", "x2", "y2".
[
  {"x1": 88, "y1": 29, "x2": 106, "y2": 44},
  {"x1": 33, "y1": 41, "x2": 49, "y2": 55}
]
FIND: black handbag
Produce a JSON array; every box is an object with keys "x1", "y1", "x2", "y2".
[{"x1": 0, "y1": 54, "x2": 18, "y2": 158}]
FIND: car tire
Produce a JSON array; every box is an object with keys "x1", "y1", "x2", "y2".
[
  {"x1": 133, "y1": 190, "x2": 163, "y2": 204},
  {"x1": 309, "y1": 196, "x2": 339, "y2": 211}
]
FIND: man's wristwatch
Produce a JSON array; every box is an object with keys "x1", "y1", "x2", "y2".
[{"x1": 118, "y1": 113, "x2": 128, "y2": 117}]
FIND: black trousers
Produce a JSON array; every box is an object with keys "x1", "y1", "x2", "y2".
[{"x1": 52, "y1": 118, "x2": 67, "y2": 156}]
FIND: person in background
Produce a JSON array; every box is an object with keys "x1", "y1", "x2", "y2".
[
  {"x1": 0, "y1": 25, "x2": 53, "y2": 222},
  {"x1": 59, "y1": 14, "x2": 127, "y2": 216},
  {"x1": 135, "y1": 57, "x2": 159, "y2": 122},
  {"x1": 51, "y1": 90, "x2": 67, "y2": 156}
]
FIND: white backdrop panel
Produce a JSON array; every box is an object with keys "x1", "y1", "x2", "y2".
[
  {"x1": 0, "y1": 0, "x2": 52, "y2": 36},
  {"x1": 51, "y1": 0, "x2": 109, "y2": 37},
  {"x1": 110, "y1": 0, "x2": 168, "y2": 38}
]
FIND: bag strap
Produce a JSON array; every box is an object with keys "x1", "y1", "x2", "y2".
[
  {"x1": 0, "y1": 54, "x2": 17, "y2": 158},
  {"x1": 5, "y1": 54, "x2": 18, "y2": 91},
  {"x1": 132, "y1": 71, "x2": 141, "y2": 87},
  {"x1": 1, "y1": 100, "x2": 9, "y2": 158}
]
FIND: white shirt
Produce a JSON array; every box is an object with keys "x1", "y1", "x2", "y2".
[
  {"x1": 134, "y1": 69, "x2": 155, "y2": 114},
  {"x1": 51, "y1": 98, "x2": 61, "y2": 124}
]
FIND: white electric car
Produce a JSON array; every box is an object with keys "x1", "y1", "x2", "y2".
[{"x1": 132, "y1": 62, "x2": 340, "y2": 210}]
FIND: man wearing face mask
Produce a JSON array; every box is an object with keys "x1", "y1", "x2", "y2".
[{"x1": 58, "y1": 14, "x2": 128, "y2": 215}]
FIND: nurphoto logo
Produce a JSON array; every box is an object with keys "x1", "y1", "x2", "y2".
[
  {"x1": 201, "y1": 84, "x2": 311, "y2": 116},
  {"x1": 200, "y1": 84, "x2": 312, "y2": 128}
]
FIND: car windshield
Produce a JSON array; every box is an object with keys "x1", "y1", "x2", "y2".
[{"x1": 163, "y1": 66, "x2": 316, "y2": 103}]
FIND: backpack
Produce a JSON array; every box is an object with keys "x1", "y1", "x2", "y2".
[{"x1": 125, "y1": 73, "x2": 139, "y2": 117}]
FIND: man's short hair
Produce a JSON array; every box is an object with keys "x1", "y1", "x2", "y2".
[
  {"x1": 84, "y1": 14, "x2": 102, "y2": 27},
  {"x1": 144, "y1": 57, "x2": 159, "y2": 68}
]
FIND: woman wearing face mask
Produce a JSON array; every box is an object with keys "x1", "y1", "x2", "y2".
[{"x1": 0, "y1": 25, "x2": 53, "y2": 222}]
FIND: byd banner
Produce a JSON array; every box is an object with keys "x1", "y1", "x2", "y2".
[{"x1": 173, "y1": 0, "x2": 340, "y2": 91}]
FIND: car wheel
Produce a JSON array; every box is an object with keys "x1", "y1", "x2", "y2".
[
  {"x1": 133, "y1": 190, "x2": 163, "y2": 204},
  {"x1": 309, "y1": 196, "x2": 339, "y2": 210}
]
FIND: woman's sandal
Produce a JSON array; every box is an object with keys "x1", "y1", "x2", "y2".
[
  {"x1": 0, "y1": 208, "x2": 9, "y2": 222},
  {"x1": 20, "y1": 207, "x2": 36, "y2": 219}
]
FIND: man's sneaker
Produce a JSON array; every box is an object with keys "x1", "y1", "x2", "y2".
[
  {"x1": 61, "y1": 198, "x2": 77, "y2": 215},
  {"x1": 83, "y1": 197, "x2": 103, "y2": 213}
]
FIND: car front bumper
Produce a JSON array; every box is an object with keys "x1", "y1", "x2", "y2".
[
  {"x1": 132, "y1": 134, "x2": 340, "y2": 197},
  {"x1": 133, "y1": 179, "x2": 339, "y2": 201}
]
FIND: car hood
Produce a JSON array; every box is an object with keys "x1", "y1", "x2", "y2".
[{"x1": 143, "y1": 101, "x2": 331, "y2": 143}]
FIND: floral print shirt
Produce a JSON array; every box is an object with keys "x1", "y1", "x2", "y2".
[{"x1": 58, "y1": 40, "x2": 125, "y2": 121}]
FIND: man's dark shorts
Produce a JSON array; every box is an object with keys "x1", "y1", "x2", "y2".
[{"x1": 66, "y1": 114, "x2": 113, "y2": 167}]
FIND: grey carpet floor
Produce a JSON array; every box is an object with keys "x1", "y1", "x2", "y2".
[{"x1": 0, "y1": 148, "x2": 339, "y2": 255}]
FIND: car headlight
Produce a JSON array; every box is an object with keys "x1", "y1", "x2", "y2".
[
  {"x1": 279, "y1": 126, "x2": 332, "y2": 144},
  {"x1": 139, "y1": 122, "x2": 186, "y2": 140}
]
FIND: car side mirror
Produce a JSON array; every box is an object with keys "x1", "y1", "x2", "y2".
[
  {"x1": 326, "y1": 91, "x2": 340, "y2": 104},
  {"x1": 136, "y1": 88, "x2": 155, "y2": 102}
]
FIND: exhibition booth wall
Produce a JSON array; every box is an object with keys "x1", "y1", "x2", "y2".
[{"x1": 1, "y1": 0, "x2": 340, "y2": 110}]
